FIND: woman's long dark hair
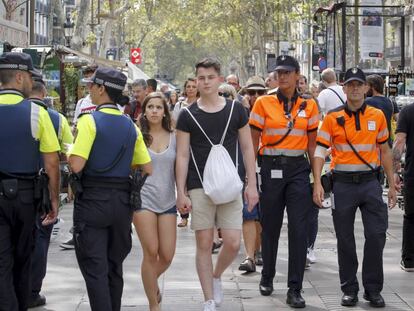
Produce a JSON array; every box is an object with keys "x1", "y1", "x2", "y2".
[{"x1": 138, "y1": 92, "x2": 173, "y2": 147}]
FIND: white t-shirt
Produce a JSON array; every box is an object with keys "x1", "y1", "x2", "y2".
[
  {"x1": 317, "y1": 85, "x2": 346, "y2": 115},
  {"x1": 73, "y1": 95, "x2": 96, "y2": 124}
]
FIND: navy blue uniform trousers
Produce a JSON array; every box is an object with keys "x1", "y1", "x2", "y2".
[
  {"x1": 30, "y1": 216, "x2": 53, "y2": 300},
  {"x1": 74, "y1": 187, "x2": 132, "y2": 311},
  {"x1": 332, "y1": 178, "x2": 387, "y2": 294},
  {"x1": 0, "y1": 184, "x2": 36, "y2": 311},
  {"x1": 259, "y1": 156, "x2": 312, "y2": 290}
]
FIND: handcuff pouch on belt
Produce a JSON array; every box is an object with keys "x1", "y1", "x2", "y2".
[
  {"x1": 130, "y1": 170, "x2": 148, "y2": 210},
  {"x1": 0, "y1": 179, "x2": 19, "y2": 199},
  {"x1": 320, "y1": 171, "x2": 333, "y2": 193},
  {"x1": 34, "y1": 169, "x2": 52, "y2": 214},
  {"x1": 69, "y1": 172, "x2": 84, "y2": 197}
]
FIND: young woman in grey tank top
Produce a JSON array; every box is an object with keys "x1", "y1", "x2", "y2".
[{"x1": 133, "y1": 92, "x2": 176, "y2": 311}]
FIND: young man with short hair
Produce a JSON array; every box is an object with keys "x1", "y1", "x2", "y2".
[
  {"x1": 317, "y1": 68, "x2": 346, "y2": 115},
  {"x1": 176, "y1": 58, "x2": 258, "y2": 311}
]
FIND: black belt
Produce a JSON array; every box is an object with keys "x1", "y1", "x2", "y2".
[
  {"x1": 82, "y1": 176, "x2": 131, "y2": 191},
  {"x1": 261, "y1": 154, "x2": 305, "y2": 164},
  {"x1": 333, "y1": 170, "x2": 379, "y2": 184}
]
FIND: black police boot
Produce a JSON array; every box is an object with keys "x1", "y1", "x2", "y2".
[
  {"x1": 259, "y1": 277, "x2": 273, "y2": 296},
  {"x1": 363, "y1": 292, "x2": 385, "y2": 308},
  {"x1": 28, "y1": 294, "x2": 46, "y2": 308},
  {"x1": 341, "y1": 293, "x2": 358, "y2": 306},
  {"x1": 286, "y1": 288, "x2": 306, "y2": 308}
]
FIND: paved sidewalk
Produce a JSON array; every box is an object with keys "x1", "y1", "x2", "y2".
[{"x1": 32, "y1": 203, "x2": 414, "y2": 311}]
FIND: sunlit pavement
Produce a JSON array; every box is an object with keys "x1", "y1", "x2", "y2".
[{"x1": 32, "y1": 200, "x2": 414, "y2": 311}]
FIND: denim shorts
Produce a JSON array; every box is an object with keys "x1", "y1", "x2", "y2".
[
  {"x1": 135, "y1": 205, "x2": 177, "y2": 216},
  {"x1": 242, "y1": 202, "x2": 259, "y2": 221}
]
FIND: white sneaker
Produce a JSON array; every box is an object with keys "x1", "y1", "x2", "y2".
[
  {"x1": 203, "y1": 299, "x2": 216, "y2": 311},
  {"x1": 307, "y1": 248, "x2": 316, "y2": 264},
  {"x1": 213, "y1": 278, "x2": 223, "y2": 306}
]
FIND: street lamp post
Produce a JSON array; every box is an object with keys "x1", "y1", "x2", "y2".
[{"x1": 63, "y1": 15, "x2": 75, "y2": 48}]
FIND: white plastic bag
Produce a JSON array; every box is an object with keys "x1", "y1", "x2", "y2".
[{"x1": 184, "y1": 101, "x2": 243, "y2": 205}]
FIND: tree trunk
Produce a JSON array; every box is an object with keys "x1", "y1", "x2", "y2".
[
  {"x1": 71, "y1": 0, "x2": 90, "y2": 51},
  {"x1": 98, "y1": 0, "x2": 129, "y2": 58}
]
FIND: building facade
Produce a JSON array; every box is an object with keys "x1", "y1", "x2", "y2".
[{"x1": 0, "y1": 1, "x2": 29, "y2": 49}]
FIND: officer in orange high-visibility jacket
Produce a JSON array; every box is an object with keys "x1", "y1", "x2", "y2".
[
  {"x1": 313, "y1": 67, "x2": 397, "y2": 308},
  {"x1": 250, "y1": 55, "x2": 319, "y2": 308}
]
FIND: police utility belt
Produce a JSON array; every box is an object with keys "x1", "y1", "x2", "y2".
[{"x1": 0, "y1": 170, "x2": 52, "y2": 214}]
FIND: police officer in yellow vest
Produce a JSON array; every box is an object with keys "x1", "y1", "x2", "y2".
[
  {"x1": 68, "y1": 67, "x2": 152, "y2": 311},
  {"x1": 0, "y1": 52, "x2": 61, "y2": 311},
  {"x1": 28, "y1": 74, "x2": 74, "y2": 308}
]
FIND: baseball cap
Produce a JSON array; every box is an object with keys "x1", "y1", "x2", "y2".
[
  {"x1": 0, "y1": 52, "x2": 40, "y2": 76},
  {"x1": 343, "y1": 67, "x2": 366, "y2": 84},
  {"x1": 274, "y1": 55, "x2": 300, "y2": 72}
]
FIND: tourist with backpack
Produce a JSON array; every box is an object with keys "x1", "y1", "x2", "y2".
[{"x1": 175, "y1": 58, "x2": 258, "y2": 311}]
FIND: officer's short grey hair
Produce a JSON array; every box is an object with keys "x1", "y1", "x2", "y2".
[
  {"x1": 131, "y1": 79, "x2": 147, "y2": 89},
  {"x1": 321, "y1": 68, "x2": 337, "y2": 84}
]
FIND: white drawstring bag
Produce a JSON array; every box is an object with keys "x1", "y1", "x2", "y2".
[{"x1": 184, "y1": 101, "x2": 243, "y2": 205}]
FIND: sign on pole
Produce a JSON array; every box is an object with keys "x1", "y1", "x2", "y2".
[
  {"x1": 130, "y1": 48, "x2": 142, "y2": 64},
  {"x1": 359, "y1": 0, "x2": 384, "y2": 60}
]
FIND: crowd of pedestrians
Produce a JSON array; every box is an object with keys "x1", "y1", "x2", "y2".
[{"x1": 0, "y1": 50, "x2": 413, "y2": 311}]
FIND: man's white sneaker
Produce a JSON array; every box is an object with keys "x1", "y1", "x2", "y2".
[
  {"x1": 307, "y1": 248, "x2": 316, "y2": 264},
  {"x1": 213, "y1": 278, "x2": 223, "y2": 306},
  {"x1": 203, "y1": 299, "x2": 216, "y2": 311}
]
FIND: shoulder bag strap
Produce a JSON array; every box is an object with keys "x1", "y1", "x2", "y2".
[
  {"x1": 344, "y1": 137, "x2": 376, "y2": 171},
  {"x1": 338, "y1": 120, "x2": 376, "y2": 171},
  {"x1": 258, "y1": 100, "x2": 307, "y2": 153},
  {"x1": 219, "y1": 100, "x2": 235, "y2": 145},
  {"x1": 327, "y1": 87, "x2": 346, "y2": 105},
  {"x1": 183, "y1": 107, "x2": 214, "y2": 146}
]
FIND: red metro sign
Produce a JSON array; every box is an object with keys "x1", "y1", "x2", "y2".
[{"x1": 130, "y1": 48, "x2": 142, "y2": 64}]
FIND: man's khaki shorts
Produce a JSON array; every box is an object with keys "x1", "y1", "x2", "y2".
[{"x1": 188, "y1": 188, "x2": 243, "y2": 231}]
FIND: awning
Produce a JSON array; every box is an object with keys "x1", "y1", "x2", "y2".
[{"x1": 56, "y1": 45, "x2": 126, "y2": 68}]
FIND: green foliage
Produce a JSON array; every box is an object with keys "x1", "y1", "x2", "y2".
[
  {"x1": 63, "y1": 64, "x2": 80, "y2": 107},
  {"x1": 101, "y1": 0, "x2": 330, "y2": 84}
]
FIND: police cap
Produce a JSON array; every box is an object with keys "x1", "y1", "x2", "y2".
[
  {"x1": 0, "y1": 52, "x2": 40, "y2": 76},
  {"x1": 274, "y1": 55, "x2": 300, "y2": 72},
  {"x1": 344, "y1": 67, "x2": 366, "y2": 85},
  {"x1": 32, "y1": 71, "x2": 45, "y2": 85},
  {"x1": 83, "y1": 67, "x2": 127, "y2": 91}
]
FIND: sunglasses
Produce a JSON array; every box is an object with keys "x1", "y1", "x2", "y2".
[
  {"x1": 247, "y1": 89, "x2": 266, "y2": 96},
  {"x1": 218, "y1": 92, "x2": 231, "y2": 98}
]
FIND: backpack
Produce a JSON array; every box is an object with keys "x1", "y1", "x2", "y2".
[{"x1": 183, "y1": 101, "x2": 243, "y2": 205}]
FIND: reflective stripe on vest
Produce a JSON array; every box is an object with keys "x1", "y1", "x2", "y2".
[
  {"x1": 0, "y1": 99, "x2": 40, "y2": 174},
  {"x1": 262, "y1": 148, "x2": 306, "y2": 157},
  {"x1": 264, "y1": 128, "x2": 306, "y2": 137},
  {"x1": 84, "y1": 111, "x2": 137, "y2": 178},
  {"x1": 334, "y1": 163, "x2": 377, "y2": 172},
  {"x1": 333, "y1": 143, "x2": 376, "y2": 152},
  {"x1": 47, "y1": 109, "x2": 62, "y2": 141}
]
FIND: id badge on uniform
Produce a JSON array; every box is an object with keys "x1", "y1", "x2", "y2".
[{"x1": 271, "y1": 169, "x2": 283, "y2": 179}]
